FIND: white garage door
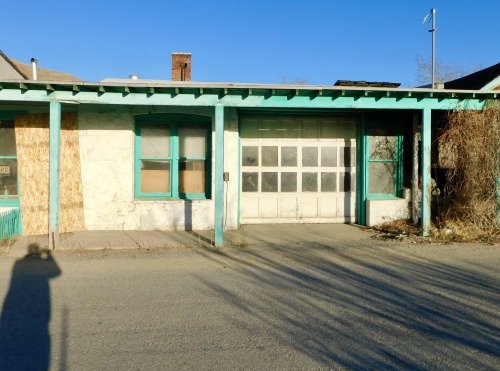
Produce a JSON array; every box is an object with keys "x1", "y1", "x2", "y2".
[{"x1": 240, "y1": 115, "x2": 357, "y2": 224}]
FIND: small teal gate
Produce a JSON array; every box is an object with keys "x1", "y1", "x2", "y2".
[{"x1": 0, "y1": 208, "x2": 21, "y2": 240}]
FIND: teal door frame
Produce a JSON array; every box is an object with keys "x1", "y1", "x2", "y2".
[{"x1": 356, "y1": 115, "x2": 404, "y2": 226}]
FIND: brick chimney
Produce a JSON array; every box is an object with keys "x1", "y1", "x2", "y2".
[{"x1": 172, "y1": 52, "x2": 191, "y2": 81}]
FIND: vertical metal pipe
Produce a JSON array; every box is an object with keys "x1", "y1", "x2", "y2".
[
  {"x1": 421, "y1": 108, "x2": 432, "y2": 236},
  {"x1": 31, "y1": 58, "x2": 38, "y2": 81},
  {"x1": 214, "y1": 104, "x2": 224, "y2": 246},
  {"x1": 431, "y1": 8, "x2": 436, "y2": 88},
  {"x1": 49, "y1": 101, "x2": 61, "y2": 250}
]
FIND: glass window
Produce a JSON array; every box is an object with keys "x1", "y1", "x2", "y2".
[
  {"x1": 321, "y1": 147, "x2": 337, "y2": 167},
  {"x1": 302, "y1": 172, "x2": 318, "y2": 192},
  {"x1": 339, "y1": 172, "x2": 352, "y2": 193},
  {"x1": 262, "y1": 146, "x2": 278, "y2": 166},
  {"x1": 242, "y1": 146, "x2": 258, "y2": 166},
  {"x1": 136, "y1": 118, "x2": 209, "y2": 198},
  {"x1": 179, "y1": 126, "x2": 206, "y2": 158},
  {"x1": 369, "y1": 163, "x2": 395, "y2": 194},
  {"x1": 262, "y1": 172, "x2": 278, "y2": 192},
  {"x1": 281, "y1": 172, "x2": 297, "y2": 192},
  {"x1": 302, "y1": 147, "x2": 318, "y2": 167},
  {"x1": 281, "y1": 147, "x2": 297, "y2": 166},
  {"x1": 321, "y1": 172, "x2": 336, "y2": 192},
  {"x1": 242, "y1": 172, "x2": 259, "y2": 192},
  {"x1": 0, "y1": 121, "x2": 18, "y2": 200}
]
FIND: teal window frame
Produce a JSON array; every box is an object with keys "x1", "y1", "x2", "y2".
[
  {"x1": 0, "y1": 118, "x2": 20, "y2": 206},
  {"x1": 134, "y1": 114, "x2": 211, "y2": 200},
  {"x1": 364, "y1": 124, "x2": 403, "y2": 199}
]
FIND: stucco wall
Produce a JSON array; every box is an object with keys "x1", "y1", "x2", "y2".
[{"x1": 78, "y1": 105, "x2": 239, "y2": 231}]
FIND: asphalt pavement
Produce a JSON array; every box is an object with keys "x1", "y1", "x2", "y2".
[{"x1": 0, "y1": 225, "x2": 499, "y2": 370}]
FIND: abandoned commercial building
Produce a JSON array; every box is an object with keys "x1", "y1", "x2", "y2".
[{"x1": 0, "y1": 51, "x2": 499, "y2": 246}]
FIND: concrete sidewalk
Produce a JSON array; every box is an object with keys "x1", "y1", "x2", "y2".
[{"x1": 5, "y1": 224, "x2": 373, "y2": 257}]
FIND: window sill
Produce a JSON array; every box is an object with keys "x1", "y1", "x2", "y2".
[{"x1": 134, "y1": 196, "x2": 210, "y2": 201}]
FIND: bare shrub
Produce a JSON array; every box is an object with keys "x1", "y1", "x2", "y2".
[{"x1": 435, "y1": 102, "x2": 500, "y2": 242}]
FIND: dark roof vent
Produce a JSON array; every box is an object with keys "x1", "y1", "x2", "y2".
[{"x1": 334, "y1": 80, "x2": 401, "y2": 88}]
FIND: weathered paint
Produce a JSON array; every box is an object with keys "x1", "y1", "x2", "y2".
[
  {"x1": 49, "y1": 101, "x2": 61, "y2": 249},
  {"x1": 214, "y1": 104, "x2": 224, "y2": 246},
  {"x1": 421, "y1": 108, "x2": 432, "y2": 236}
]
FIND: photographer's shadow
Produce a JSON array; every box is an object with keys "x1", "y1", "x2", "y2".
[{"x1": 0, "y1": 243, "x2": 62, "y2": 371}]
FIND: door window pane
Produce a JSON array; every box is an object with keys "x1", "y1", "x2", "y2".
[
  {"x1": 281, "y1": 147, "x2": 297, "y2": 166},
  {"x1": 0, "y1": 121, "x2": 16, "y2": 157},
  {"x1": 0, "y1": 159, "x2": 18, "y2": 198},
  {"x1": 369, "y1": 130, "x2": 397, "y2": 160},
  {"x1": 262, "y1": 146, "x2": 278, "y2": 166},
  {"x1": 141, "y1": 125, "x2": 170, "y2": 158},
  {"x1": 368, "y1": 162, "x2": 395, "y2": 194},
  {"x1": 179, "y1": 160, "x2": 206, "y2": 193},
  {"x1": 178, "y1": 126, "x2": 206, "y2": 158},
  {"x1": 340, "y1": 147, "x2": 352, "y2": 167},
  {"x1": 321, "y1": 147, "x2": 337, "y2": 167},
  {"x1": 242, "y1": 146, "x2": 258, "y2": 166},
  {"x1": 242, "y1": 172, "x2": 259, "y2": 192},
  {"x1": 262, "y1": 172, "x2": 278, "y2": 192},
  {"x1": 140, "y1": 160, "x2": 170, "y2": 193},
  {"x1": 321, "y1": 172, "x2": 336, "y2": 192},
  {"x1": 281, "y1": 172, "x2": 297, "y2": 192},
  {"x1": 302, "y1": 172, "x2": 318, "y2": 192},
  {"x1": 302, "y1": 147, "x2": 318, "y2": 167}
]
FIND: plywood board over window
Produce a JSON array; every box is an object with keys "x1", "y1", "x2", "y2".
[{"x1": 15, "y1": 113, "x2": 85, "y2": 235}]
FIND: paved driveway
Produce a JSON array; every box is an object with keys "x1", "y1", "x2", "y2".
[{"x1": 0, "y1": 232, "x2": 499, "y2": 370}]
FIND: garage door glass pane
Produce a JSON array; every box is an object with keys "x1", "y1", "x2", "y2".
[
  {"x1": 281, "y1": 147, "x2": 297, "y2": 166},
  {"x1": 262, "y1": 172, "x2": 278, "y2": 192},
  {"x1": 339, "y1": 172, "x2": 352, "y2": 192},
  {"x1": 321, "y1": 172, "x2": 336, "y2": 192},
  {"x1": 242, "y1": 172, "x2": 259, "y2": 192},
  {"x1": 262, "y1": 146, "x2": 278, "y2": 166},
  {"x1": 302, "y1": 147, "x2": 318, "y2": 167},
  {"x1": 339, "y1": 147, "x2": 352, "y2": 167},
  {"x1": 242, "y1": 146, "x2": 258, "y2": 166},
  {"x1": 321, "y1": 147, "x2": 337, "y2": 167},
  {"x1": 368, "y1": 163, "x2": 394, "y2": 194},
  {"x1": 281, "y1": 172, "x2": 297, "y2": 192},
  {"x1": 302, "y1": 172, "x2": 318, "y2": 192}
]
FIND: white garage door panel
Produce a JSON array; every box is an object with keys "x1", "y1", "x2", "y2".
[
  {"x1": 259, "y1": 197, "x2": 278, "y2": 218},
  {"x1": 241, "y1": 197, "x2": 259, "y2": 218},
  {"x1": 241, "y1": 115, "x2": 356, "y2": 224}
]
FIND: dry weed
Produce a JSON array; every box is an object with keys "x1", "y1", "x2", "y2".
[{"x1": 436, "y1": 102, "x2": 500, "y2": 242}]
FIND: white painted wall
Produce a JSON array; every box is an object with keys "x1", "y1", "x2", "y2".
[
  {"x1": 366, "y1": 197, "x2": 410, "y2": 227},
  {"x1": 78, "y1": 105, "x2": 239, "y2": 231}
]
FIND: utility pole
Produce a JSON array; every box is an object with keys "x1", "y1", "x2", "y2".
[{"x1": 423, "y1": 8, "x2": 436, "y2": 88}]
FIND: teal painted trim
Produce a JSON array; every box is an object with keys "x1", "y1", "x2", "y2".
[
  {"x1": 356, "y1": 115, "x2": 365, "y2": 225},
  {"x1": 421, "y1": 108, "x2": 432, "y2": 236},
  {"x1": 171, "y1": 125, "x2": 179, "y2": 198},
  {"x1": 49, "y1": 101, "x2": 62, "y2": 248},
  {"x1": 214, "y1": 105, "x2": 224, "y2": 246},
  {"x1": 134, "y1": 114, "x2": 211, "y2": 199},
  {"x1": 0, "y1": 208, "x2": 21, "y2": 240},
  {"x1": 237, "y1": 117, "x2": 241, "y2": 228},
  {"x1": 0, "y1": 88, "x2": 490, "y2": 111}
]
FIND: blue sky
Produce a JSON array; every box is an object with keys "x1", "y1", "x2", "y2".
[{"x1": 2, "y1": 0, "x2": 498, "y2": 86}]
